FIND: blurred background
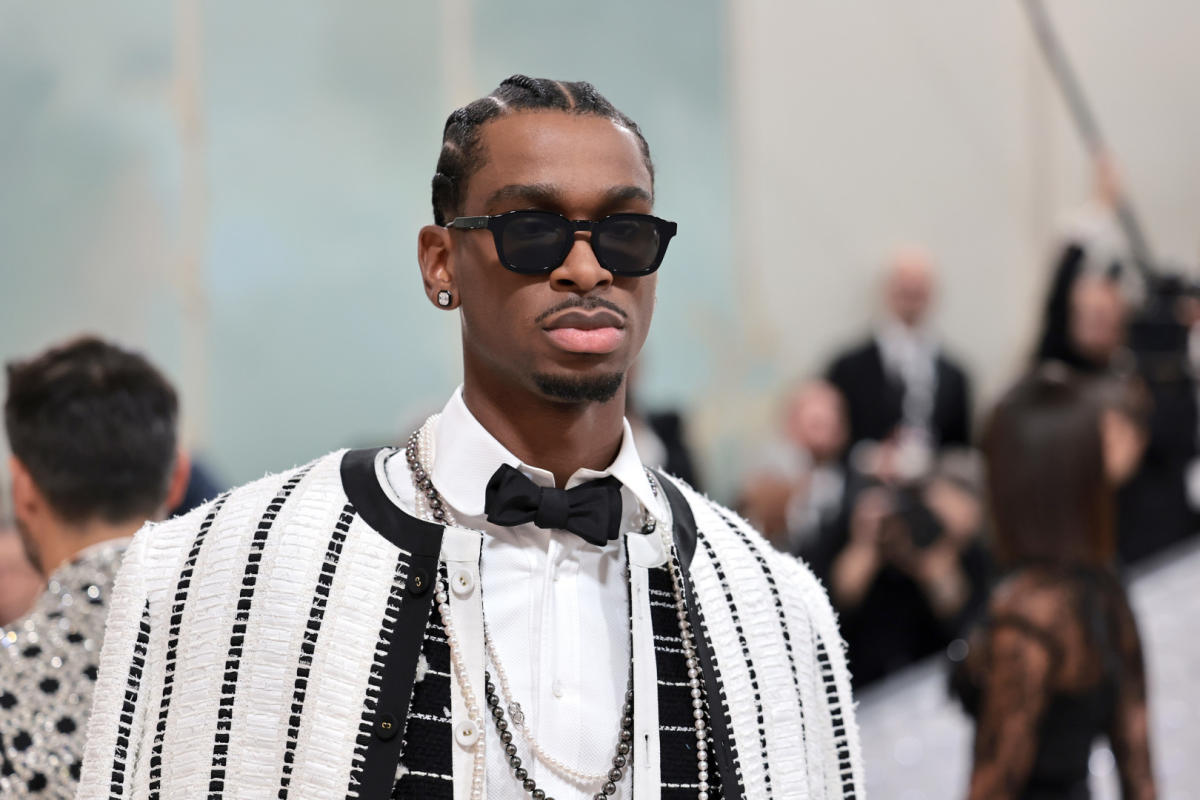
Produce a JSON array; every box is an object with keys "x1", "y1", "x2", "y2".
[{"x1": 2, "y1": 0, "x2": 1198, "y2": 797}]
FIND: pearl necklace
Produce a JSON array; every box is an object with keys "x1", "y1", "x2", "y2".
[
  {"x1": 405, "y1": 427, "x2": 485, "y2": 800},
  {"x1": 484, "y1": 628, "x2": 629, "y2": 786},
  {"x1": 404, "y1": 416, "x2": 712, "y2": 800}
]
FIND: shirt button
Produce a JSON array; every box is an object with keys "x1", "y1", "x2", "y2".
[
  {"x1": 552, "y1": 680, "x2": 564, "y2": 698},
  {"x1": 454, "y1": 720, "x2": 481, "y2": 748},
  {"x1": 451, "y1": 569, "x2": 474, "y2": 597}
]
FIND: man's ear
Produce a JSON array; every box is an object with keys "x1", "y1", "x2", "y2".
[
  {"x1": 8, "y1": 456, "x2": 44, "y2": 526},
  {"x1": 162, "y1": 450, "x2": 192, "y2": 519},
  {"x1": 417, "y1": 225, "x2": 459, "y2": 310}
]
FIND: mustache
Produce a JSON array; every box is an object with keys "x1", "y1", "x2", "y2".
[{"x1": 534, "y1": 296, "x2": 628, "y2": 325}]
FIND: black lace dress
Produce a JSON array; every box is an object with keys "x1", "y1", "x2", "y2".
[{"x1": 952, "y1": 565, "x2": 1155, "y2": 800}]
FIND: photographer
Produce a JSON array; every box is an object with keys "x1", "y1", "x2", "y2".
[
  {"x1": 813, "y1": 444, "x2": 990, "y2": 688},
  {"x1": 1034, "y1": 155, "x2": 1198, "y2": 564}
]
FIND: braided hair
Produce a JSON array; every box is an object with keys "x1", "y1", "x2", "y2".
[{"x1": 431, "y1": 75, "x2": 655, "y2": 225}]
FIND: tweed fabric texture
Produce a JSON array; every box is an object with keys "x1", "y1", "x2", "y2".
[
  {"x1": 391, "y1": 563, "x2": 454, "y2": 799},
  {"x1": 646, "y1": 565, "x2": 724, "y2": 799},
  {"x1": 667, "y1": 475, "x2": 865, "y2": 799}
]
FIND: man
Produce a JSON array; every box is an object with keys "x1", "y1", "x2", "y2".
[
  {"x1": 826, "y1": 246, "x2": 971, "y2": 460},
  {"x1": 1, "y1": 336, "x2": 187, "y2": 799},
  {"x1": 739, "y1": 380, "x2": 849, "y2": 556},
  {"x1": 79, "y1": 76, "x2": 861, "y2": 799}
]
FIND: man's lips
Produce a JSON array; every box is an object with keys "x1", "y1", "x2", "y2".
[
  {"x1": 542, "y1": 310, "x2": 626, "y2": 354},
  {"x1": 542, "y1": 310, "x2": 625, "y2": 331}
]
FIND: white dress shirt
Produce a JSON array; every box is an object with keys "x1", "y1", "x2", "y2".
[
  {"x1": 876, "y1": 317, "x2": 939, "y2": 435},
  {"x1": 384, "y1": 386, "x2": 666, "y2": 799}
]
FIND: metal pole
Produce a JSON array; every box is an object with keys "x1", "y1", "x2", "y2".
[
  {"x1": 172, "y1": 0, "x2": 210, "y2": 448},
  {"x1": 1020, "y1": 0, "x2": 1157, "y2": 278}
]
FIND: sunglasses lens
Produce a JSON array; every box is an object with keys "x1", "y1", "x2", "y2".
[
  {"x1": 500, "y1": 213, "x2": 570, "y2": 272},
  {"x1": 595, "y1": 217, "x2": 662, "y2": 274}
]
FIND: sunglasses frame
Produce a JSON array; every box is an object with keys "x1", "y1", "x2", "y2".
[{"x1": 445, "y1": 209, "x2": 678, "y2": 276}]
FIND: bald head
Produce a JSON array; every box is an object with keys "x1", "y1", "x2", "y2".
[{"x1": 884, "y1": 246, "x2": 937, "y2": 327}]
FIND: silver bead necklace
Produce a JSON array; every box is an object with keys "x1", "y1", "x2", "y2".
[{"x1": 404, "y1": 416, "x2": 713, "y2": 800}]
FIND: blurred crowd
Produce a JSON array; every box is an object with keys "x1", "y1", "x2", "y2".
[{"x1": 736, "y1": 161, "x2": 1198, "y2": 694}]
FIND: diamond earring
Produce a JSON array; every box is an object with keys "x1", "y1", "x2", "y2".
[{"x1": 436, "y1": 290, "x2": 452, "y2": 307}]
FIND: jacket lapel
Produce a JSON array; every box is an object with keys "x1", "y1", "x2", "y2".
[
  {"x1": 654, "y1": 471, "x2": 741, "y2": 800},
  {"x1": 340, "y1": 448, "x2": 450, "y2": 799}
]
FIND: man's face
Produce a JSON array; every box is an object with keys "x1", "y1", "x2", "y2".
[
  {"x1": 885, "y1": 264, "x2": 934, "y2": 328},
  {"x1": 442, "y1": 111, "x2": 658, "y2": 405}
]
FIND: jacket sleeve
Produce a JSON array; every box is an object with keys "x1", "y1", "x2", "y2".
[{"x1": 76, "y1": 524, "x2": 155, "y2": 800}]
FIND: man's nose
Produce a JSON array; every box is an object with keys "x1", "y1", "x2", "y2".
[{"x1": 550, "y1": 236, "x2": 612, "y2": 292}]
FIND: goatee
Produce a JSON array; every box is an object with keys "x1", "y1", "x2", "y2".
[{"x1": 532, "y1": 372, "x2": 625, "y2": 404}]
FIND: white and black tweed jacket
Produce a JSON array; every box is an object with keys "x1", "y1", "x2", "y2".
[{"x1": 77, "y1": 449, "x2": 863, "y2": 799}]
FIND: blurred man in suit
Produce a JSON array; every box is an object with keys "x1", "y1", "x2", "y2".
[{"x1": 827, "y1": 247, "x2": 972, "y2": 468}]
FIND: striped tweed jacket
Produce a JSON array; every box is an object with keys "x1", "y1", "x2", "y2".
[{"x1": 77, "y1": 448, "x2": 863, "y2": 799}]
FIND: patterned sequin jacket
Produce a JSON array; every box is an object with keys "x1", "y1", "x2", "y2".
[
  {"x1": 1, "y1": 539, "x2": 129, "y2": 799},
  {"x1": 77, "y1": 449, "x2": 863, "y2": 799}
]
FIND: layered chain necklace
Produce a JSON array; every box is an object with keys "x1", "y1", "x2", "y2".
[{"x1": 404, "y1": 417, "x2": 714, "y2": 800}]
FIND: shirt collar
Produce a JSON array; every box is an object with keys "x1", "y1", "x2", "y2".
[
  {"x1": 430, "y1": 385, "x2": 663, "y2": 523},
  {"x1": 876, "y1": 316, "x2": 934, "y2": 352}
]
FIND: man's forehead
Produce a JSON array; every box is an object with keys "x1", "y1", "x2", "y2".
[
  {"x1": 483, "y1": 182, "x2": 651, "y2": 210},
  {"x1": 465, "y1": 112, "x2": 652, "y2": 210}
]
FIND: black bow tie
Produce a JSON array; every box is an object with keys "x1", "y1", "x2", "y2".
[{"x1": 483, "y1": 464, "x2": 624, "y2": 547}]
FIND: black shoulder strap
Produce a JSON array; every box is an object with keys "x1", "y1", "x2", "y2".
[
  {"x1": 341, "y1": 448, "x2": 447, "y2": 798},
  {"x1": 653, "y1": 470, "x2": 745, "y2": 800}
]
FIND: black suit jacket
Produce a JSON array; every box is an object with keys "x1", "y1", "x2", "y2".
[{"x1": 827, "y1": 338, "x2": 971, "y2": 450}]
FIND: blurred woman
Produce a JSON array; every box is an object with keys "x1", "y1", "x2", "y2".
[{"x1": 954, "y1": 366, "x2": 1155, "y2": 799}]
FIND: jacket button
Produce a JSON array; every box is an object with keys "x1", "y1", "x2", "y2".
[
  {"x1": 454, "y1": 720, "x2": 481, "y2": 748},
  {"x1": 407, "y1": 567, "x2": 431, "y2": 596},
  {"x1": 375, "y1": 712, "x2": 399, "y2": 741}
]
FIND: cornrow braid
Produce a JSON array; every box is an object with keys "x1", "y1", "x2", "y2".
[{"x1": 430, "y1": 75, "x2": 655, "y2": 226}]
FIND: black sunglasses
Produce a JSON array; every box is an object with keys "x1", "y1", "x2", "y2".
[{"x1": 446, "y1": 210, "x2": 678, "y2": 276}]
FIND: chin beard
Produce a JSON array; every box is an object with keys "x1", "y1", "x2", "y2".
[{"x1": 533, "y1": 371, "x2": 625, "y2": 404}]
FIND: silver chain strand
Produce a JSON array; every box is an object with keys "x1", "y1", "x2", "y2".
[{"x1": 404, "y1": 415, "x2": 713, "y2": 800}]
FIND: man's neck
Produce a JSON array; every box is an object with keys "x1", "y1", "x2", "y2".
[
  {"x1": 461, "y1": 379, "x2": 627, "y2": 488},
  {"x1": 35, "y1": 517, "x2": 145, "y2": 579}
]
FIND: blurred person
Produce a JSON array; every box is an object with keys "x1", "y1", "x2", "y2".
[
  {"x1": 171, "y1": 457, "x2": 225, "y2": 517},
  {"x1": 1036, "y1": 257, "x2": 1132, "y2": 373},
  {"x1": 0, "y1": 522, "x2": 42, "y2": 625},
  {"x1": 812, "y1": 448, "x2": 989, "y2": 688},
  {"x1": 78, "y1": 76, "x2": 861, "y2": 799},
  {"x1": 0, "y1": 336, "x2": 187, "y2": 799},
  {"x1": 739, "y1": 379, "x2": 849, "y2": 557},
  {"x1": 1034, "y1": 156, "x2": 1197, "y2": 564},
  {"x1": 953, "y1": 366, "x2": 1155, "y2": 800},
  {"x1": 625, "y1": 362, "x2": 703, "y2": 489},
  {"x1": 1091, "y1": 375, "x2": 1151, "y2": 489},
  {"x1": 827, "y1": 246, "x2": 972, "y2": 464}
]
